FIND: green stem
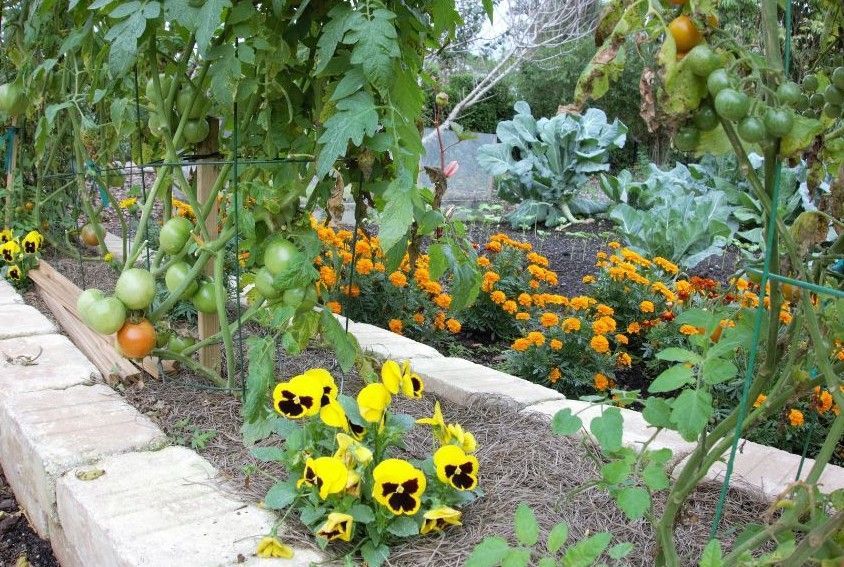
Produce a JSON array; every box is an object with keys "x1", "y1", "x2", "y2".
[{"x1": 214, "y1": 249, "x2": 236, "y2": 388}]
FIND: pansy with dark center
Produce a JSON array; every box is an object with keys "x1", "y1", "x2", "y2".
[
  {"x1": 434, "y1": 445, "x2": 479, "y2": 491},
  {"x1": 316, "y1": 512, "x2": 354, "y2": 542},
  {"x1": 272, "y1": 375, "x2": 323, "y2": 419},
  {"x1": 7, "y1": 265, "x2": 21, "y2": 280},
  {"x1": 296, "y1": 456, "x2": 348, "y2": 500},
  {"x1": 372, "y1": 458, "x2": 426, "y2": 516}
]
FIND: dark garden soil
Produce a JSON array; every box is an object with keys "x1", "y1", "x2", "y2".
[
  {"x1": 20, "y1": 252, "x2": 772, "y2": 566},
  {"x1": 0, "y1": 468, "x2": 58, "y2": 567}
]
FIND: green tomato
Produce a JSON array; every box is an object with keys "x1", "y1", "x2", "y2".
[
  {"x1": 176, "y1": 88, "x2": 208, "y2": 120},
  {"x1": 823, "y1": 103, "x2": 842, "y2": 119},
  {"x1": 793, "y1": 94, "x2": 810, "y2": 111},
  {"x1": 706, "y1": 69, "x2": 731, "y2": 97},
  {"x1": 76, "y1": 288, "x2": 104, "y2": 325},
  {"x1": 87, "y1": 296, "x2": 127, "y2": 335},
  {"x1": 115, "y1": 268, "x2": 156, "y2": 310},
  {"x1": 144, "y1": 74, "x2": 173, "y2": 106},
  {"x1": 148, "y1": 113, "x2": 168, "y2": 138},
  {"x1": 686, "y1": 45, "x2": 720, "y2": 78},
  {"x1": 764, "y1": 108, "x2": 793, "y2": 138},
  {"x1": 810, "y1": 93, "x2": 826, "y2": 110},
  {"x1": 182, "y1": 119, "x2": 210, "y2": 144},
  {"x1": 673, "y1": 126, "x2": 700, "y2": 152},
  {"x1": 254, "y1": 267, "x2": 281, "y2": 299},
  {"x1": 737, "y1": 116, "x2": 767, "y2": 143},
  {"x1": 192, "y1": 281, "x2": 217, "y2": 313},
  {"x1": 0, "y1": 83, "x2": 26, "y2": 115},
  {"x1": 714, "y1": 88, "x2": 750, "y2": 122},
  {"x1": 693, "y1": 106, "x2": 719, "y2": 131},
  {"x1": 159, "y1": 217, "x2": 193, "y2": 255},
  {"x1": 824, "y1": 85, "x2": 843, "y2": 106},
  {"x1": 263, "y1": 238, "x2": 300, "y2": 275},
  {"x1": 802, "y1": 74, "x2": 818, "y2": 93},
  {"x1": 283, "y1": 285, "x2": 318, "y2": 312},
  {"x1": 776, "y1": 82, "x2": 801, "y2": 106},
  {"x1": 833, "y1": 67, "x2": 844, "y2": 91},
  {"x1": 166, "y1": 334, "x2": 196, "y2": 354},
  {"x1": 165, "y1": 261, "x2": 199, "y2": 299}
]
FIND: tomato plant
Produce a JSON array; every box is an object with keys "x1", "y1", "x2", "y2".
[
  {"x1": 263, "y1": 239, "x2": 300, "y2": 276},
  {"x1": 158, "y1": 217, "x2": 193, "y2": 255},
  {"x1": 85, "y1": 296, "x2": 127, "y2": 335},
  {"x1": 165, "y1": 262, "x2": 199, "y2": 299},
  {"x1": 79, "y1": 223, "x2": 103, "y2": 247},
  {"x1": 115, "y1": 268, "x2": 155, "y2": 310},
  {"x1": 191, "y1": 281, "x2": 217, "y2": 314}
]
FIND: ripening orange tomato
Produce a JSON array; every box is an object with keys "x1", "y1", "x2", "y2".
[
  {"x1": 668, "y1": 15, "x2": 703, "y2": 53},
  {"x1": 117, "y1": 319, "x2": 157, "y2": 359}
]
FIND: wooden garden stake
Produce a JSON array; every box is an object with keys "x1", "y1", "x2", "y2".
[{"x1": 197, "y1": 117, "x2": 222, "y2": 372}]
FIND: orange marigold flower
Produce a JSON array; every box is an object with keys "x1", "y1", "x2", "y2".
[
  {"x1": 569, "y1": 296, "x2": 594, "y2": 310},
  {"x1": 355, "y1": 258, "x2": 374, "y2": 275},
  {"x1": 627, "y1": 322, "x2": 641, "y2": 334},
  {"x1": 640, "y1": 300, "x2": 655, "y2": 313},
  {"x1": 434, "y1": 294, "x2": 452, "y2": 310},
  {"x1": 490, "y1": 290, "x2": 506, "y2": 304},
  {"x1": 615, "y1": 334, "x2": 628, "y2": 345},
  {"x1": 549, "y1": 339, "x2": 563, "y2": 350},
  {"x1": 779, "y1": 309, "x2": 793, "y2": 325},
  {"x1": 529, "y1": 279, "x2": 540, "y2": 289},
  {"x1": 582, "y1": 275, "x2": 596, "y2": 284},
  {"x1": 616, "y1": 352, "x2": 632, "y2": 368},
  {"x1": 596, "y1": 304, "x2": 614, "y2": 317},
  {"x1": 679, "y1": 324, "x2": 700, "y2": 336},
  {"x1": 813, "y1": 387, "x2": 833, "y2": 414},
  {"x1": 320, "y1": 266, "x2": 338, "y2": 287},
  {"x1": 753, "y1": 394, "x2": 767, "y2": 408},
  {"x1": 608, "y1": 241, "x2": 621, "y2": 249},
  {"x1": 388, "y1": 319, "x2": 403, "y2": 334},
  {"x1": 527, "y1": 331, "x2": 545, "y2": 346},
  {"x1": 388, "y1": 271, "x2": 408, "y2": 288},
  {"x1": 413, "y1": 313, "x2": 425, "y2": 325},
  {"x1": 340, "y1": 251, "x2": 353, "y2": 265},
  {"x1": 540, "y1": 313, "x2": 559, "y2": 328},
  {"x1": 787, "y1": 409, "x2": 804, "y2": 427},
  {"x1": 326, "y1": 301, "x2": 342, "y2": 314},
  {"x1": 446, "y1": 318, "x2": 462, "y2": 334},
  {"x1": 355, "y1": 240, "x2": 371, "y2": 257},
  {"x1": 373, "y1": 262, "x2": 385, "y2": 272},
  {"x1": 485, "y1": 241, "x2": 502, "y2": 252},
  {"x1": 341, "y1": 283, "x2": 361, "y2": 297},
  {"x1": 653, "y1": 256, "x2": 679, "y2": 274},
  {"x1": 590, "y1": 335, "x2": 610, "y2": 354},
  {"x1": 562, "y1": 318, "x2": 581, "y2": 333},
  {"x1": 734, "y1": 278, "x2": 750, "y2": 291},
  {"x1": 549, "y1": 367, "x2": 561, "y2": 384},
  {"x1": 511, "y1": 338, "x2": 531, "y2": 352},
  {"x1": 594, "y1": 372, "x2": 610, "y2": 391},
  {"x1": 517, "y1": 293, "x2": 533, "y2": 307},
  {"x1": 596, "y1": 251, "x2": 608, "y2": 260},
  {"x1": 527, "y1": 252, "x2": 549, "y2": 267},
  {"x1": 515, "y1": 312, "x2": 530, "y2": 321},
  {"x1": 476, "y1": 256, "x2": 491, "y2": 268},
  {"x1": 502, "y1": 300, "x2": 518, "y2": 314}
]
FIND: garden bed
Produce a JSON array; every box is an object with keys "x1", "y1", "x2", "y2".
[
  {"x1": 22, "y1": 252, "x2": 773, "y2": 566},
  {"x1": 0, "y1": 467, "x2": 58, "y2": 567}
]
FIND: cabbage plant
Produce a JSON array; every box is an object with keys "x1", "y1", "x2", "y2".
[{"x1": 477, "y1": 102, "x2": 627, "y2": 228}]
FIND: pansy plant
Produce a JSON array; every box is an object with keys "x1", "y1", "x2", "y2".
[
  {"x1": 1, "y1": 228, "x2": 43, "y2": 285},
  {"x1": 252, "y1": 361, "x2": 481, "y2": 566}
]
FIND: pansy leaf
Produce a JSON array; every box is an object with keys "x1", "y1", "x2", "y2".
[
  {"x1": 552, "y1": 408, "x2": 583, "y2": 436},
  {"x1": 271, "y1": 417, "x2": 300, "y2": 439},
  {"x1": 648, "y1": 364, "x2": 694, "y2": 393},
  {"x1": 240, "y1": 418, "x2": 274, "y2": 445},
  {"x1": 264, "y1": 480, "x2": 297, "y2": 510},
  {"x1": 465, "y1": 536, "x2": 511, "y2": 567},
  {"x1": 250, "y1": 447, "x2": 284, "y2": 462},
  {"x1": 299, "y1": 505, "x2": 325, "y2": 527},
  {"x1": 514, "y1": 503, "x2": 539, "y2": 547},
  {"x1": 699, "y1": 540, "x2": 724, "y2": 567},
  {"x1": 502, "y1": 549, "x2": 531, "y2": 567},
  {"x1": 561, "y1": 532, "x2": 612, "y2": 567},
  {"x1": 387, "y1": 516, "x2": 419, "y2": 537},
  {"x1": 350, "y1": 504, "x2": 376, "y2": 524},
  {"x1": 590, "y1": 407, "x2": 623, "y2": 453},
  {"x1": 361, "y1": 541, "x2": 390, "y2": 567},
  {"x1": 616, "y1": 486, "x2": 650, "y2": 520},
  {"x1": 547, "y1": 522, "x2": 569, "y2": 553}
]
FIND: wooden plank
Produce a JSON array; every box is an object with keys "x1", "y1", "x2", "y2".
[
  {"x1": 39, "y1": 290, "x2": 139, "y2": 383},
  {"x1": 196, "y1": 117, "x2": 221, "y2": 372},
  {"x1": 29, "y1": 260, "x2": 174, "y2": 380}
]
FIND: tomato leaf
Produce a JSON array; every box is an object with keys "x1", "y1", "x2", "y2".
[
  {"x1": 552, "y1": 408, "x2": 583, "y2": 436},
  {"x1": 319, "y1": 309, "x2": 359, "y2": 373},
  {"x1": 561, "y1": 532, "x2": 612, "y2": 567},
  {"x1": 648, "y1": 364, "x2": 694, "y2": 393},
  {"x1": 346, "y1": 7, "x2": 400, "y2": 93},
  {"x1": 514, "y1": 503, "x2": 539, "y2": 547},
  {"x1": 670, "y1": 389, "x2": 714, "y2": 442},
  {"x1": 317, "y1": 91, "x2": 380, "y2": 176},
  {"x1": 590, "y1": 407, "x2": 624, "y2": 453},
  {"x1": 243, "y1": 336, "x2": 275, "y2": 423},
  {"x1": 465, "y1": 536, "x2": 511, "y2": 567}
]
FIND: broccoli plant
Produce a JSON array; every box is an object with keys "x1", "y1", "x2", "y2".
[{"x1": 477, "y1": 102, "x2": 627, "y2": 228}]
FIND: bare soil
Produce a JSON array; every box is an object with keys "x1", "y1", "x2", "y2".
[{"x1": 0, "y1": 468, "x2": 58, "y2": 567}]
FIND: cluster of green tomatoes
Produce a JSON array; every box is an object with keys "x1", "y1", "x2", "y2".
[
  {"x1": 674, "y1": 47, "x2": 842, "y2": 152},
  {"x1": 252, "y1": 237, "x2": 319, "y2": 312},
  {"x1": 145, "y1": 75, "x2": 211, "y2": 145}
]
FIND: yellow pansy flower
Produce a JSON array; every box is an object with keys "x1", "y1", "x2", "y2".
[
  {"x1": 433, "y1": 445, "x2": 479, "y2": 491},
  {"x1": 372, "y1": 459, "x2": 426, "y2": 515},
  {"x1": 316, "y1": 512, "x2": 354, "y2": 542},
  {"x1": 421, "y1": 506, "x2": 462, "y2": 534},
  {"x1": 357, "y1": 383, "x2": 391, "y2": 423},
  {"x1": 297, "y1": 456, "x2": 348, "y2": 500}
]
